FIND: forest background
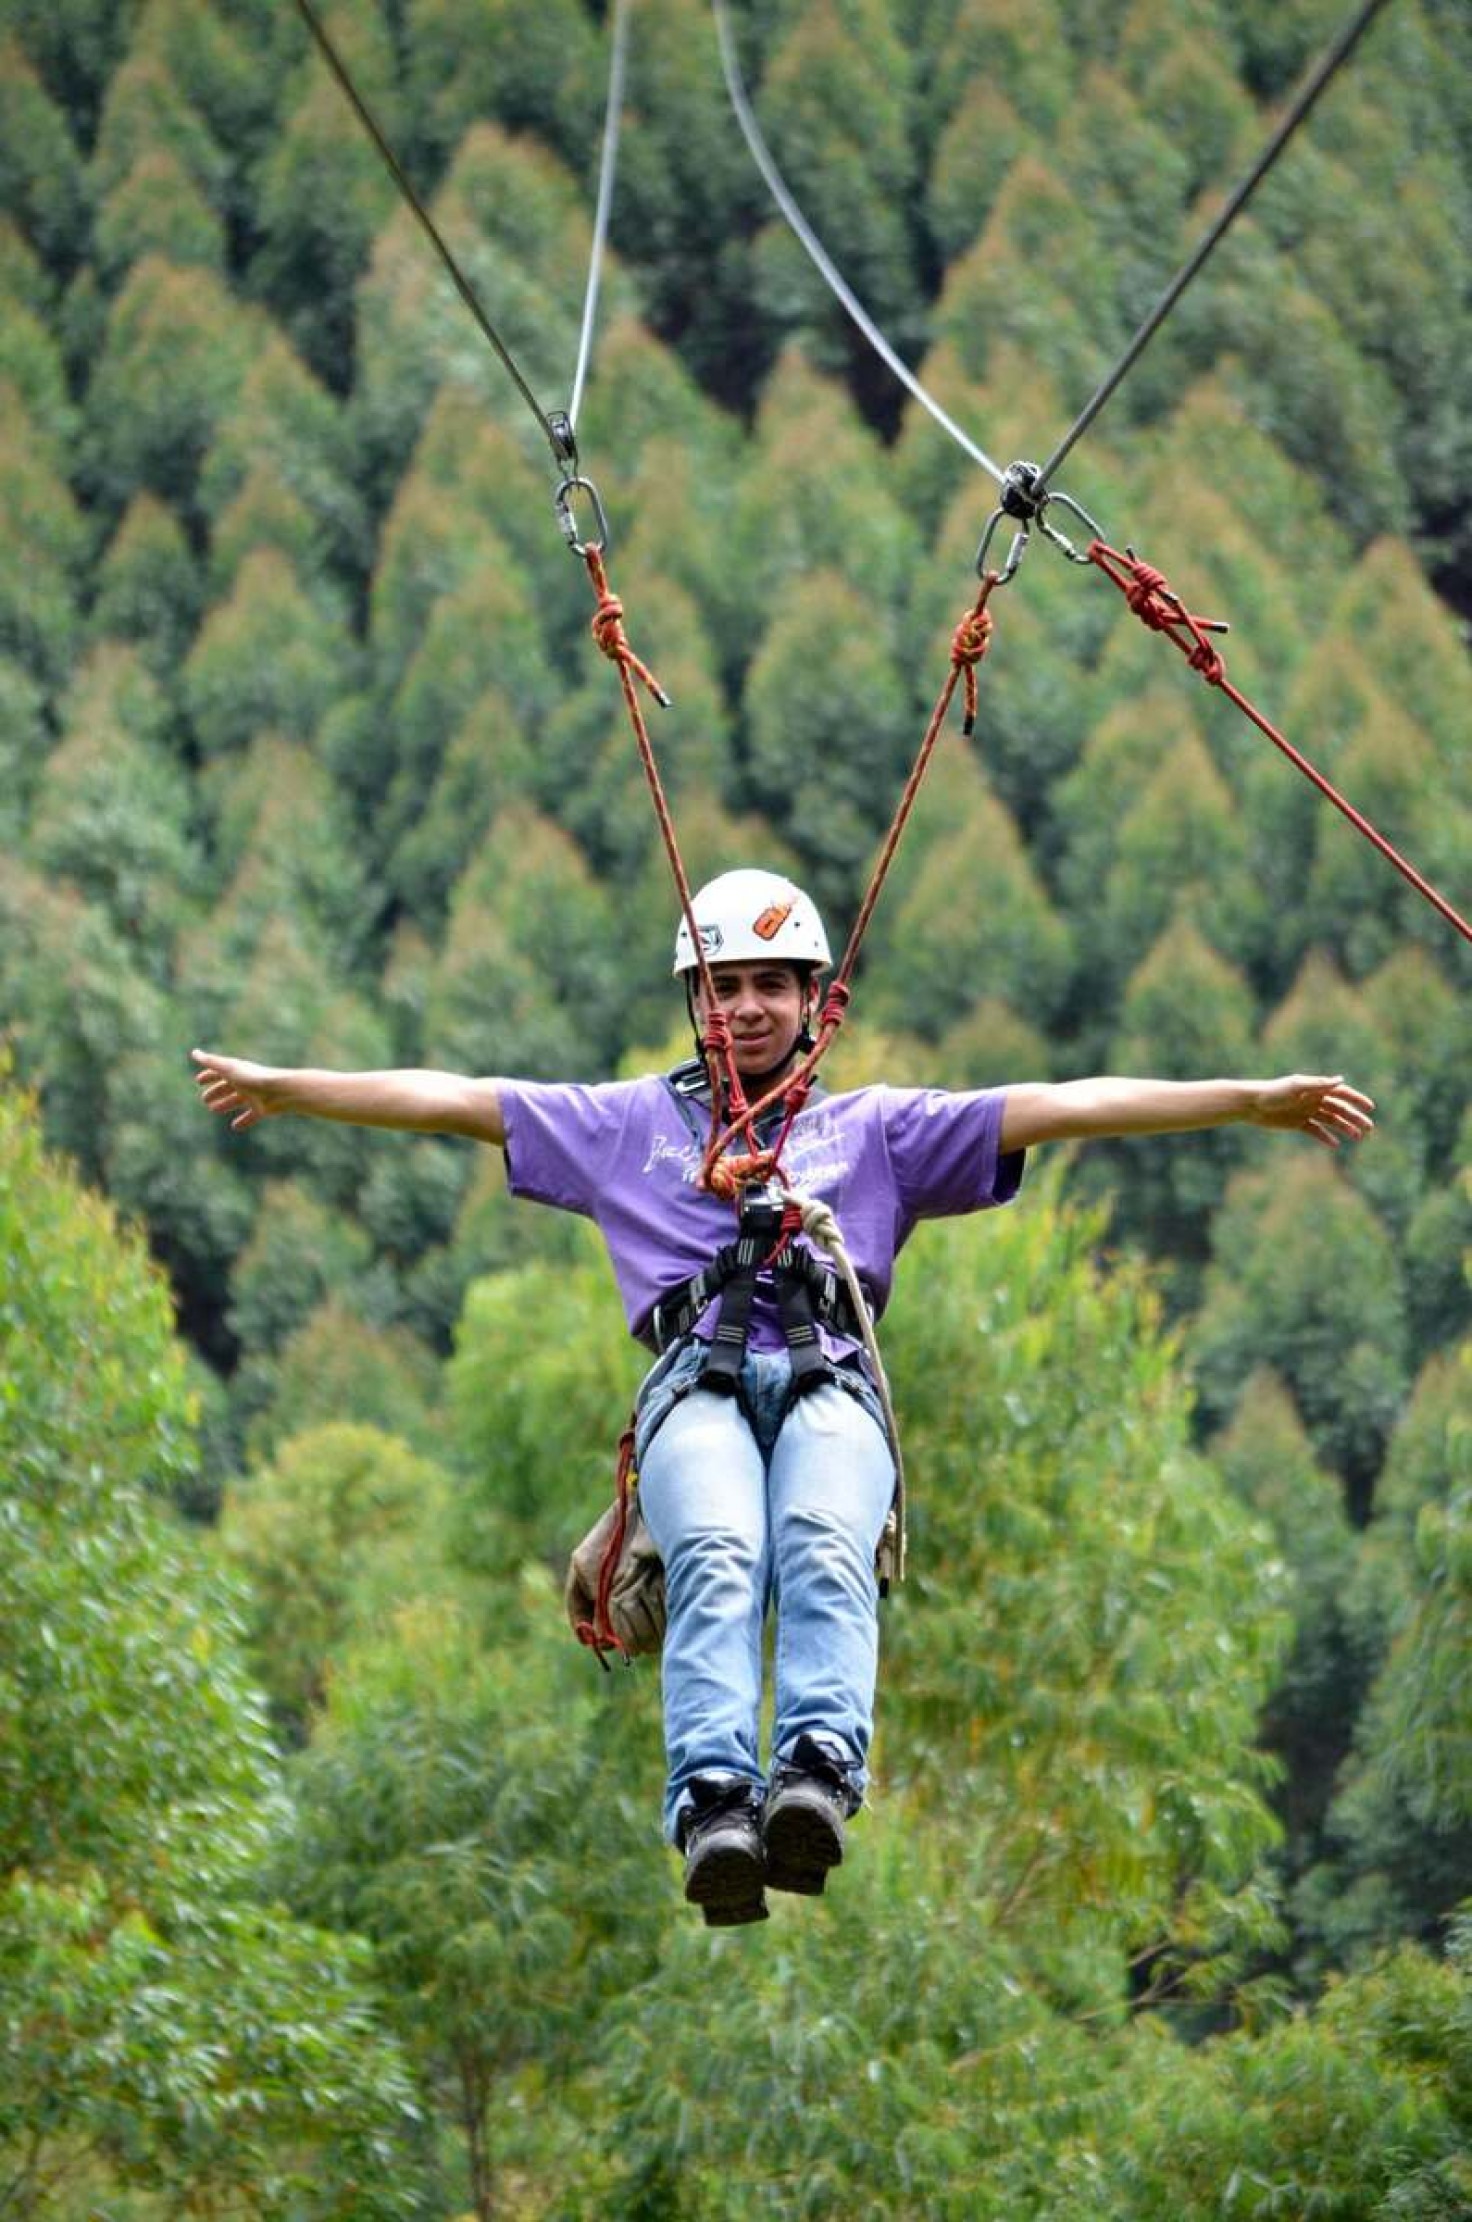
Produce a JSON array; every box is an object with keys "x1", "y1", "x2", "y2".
[{"x1": 1, "y1": 0, "x2": 1470, "y2": 2214}]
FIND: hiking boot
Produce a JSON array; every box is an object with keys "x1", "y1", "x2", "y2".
[
  {"x1": 762, "y1": 1735, "x2": 856, "y2": 1897},
  {"x1": 679, "y1": 1778, "x2": 768, "y2": 1927}
]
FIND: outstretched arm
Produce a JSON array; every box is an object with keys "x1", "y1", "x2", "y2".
[
  {"x1": 999, "y1": 1074, "x2": 1374, "y2": 1154},
  {"x1": 191, "y1": 1050, "x2": 506, "y2": 1146}
]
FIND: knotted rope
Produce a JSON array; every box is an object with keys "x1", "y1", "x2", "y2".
[
  {"x1": 1090, "y1": 539, "x2": 1472, "y2": 946},
  {"x1": 699, "y1": 575, "x2": 1000, "y2": 1185}
]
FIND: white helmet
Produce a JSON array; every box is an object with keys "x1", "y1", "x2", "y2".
[{"x1": 672, "y1": 869, "x2": 831, "y2": 976}]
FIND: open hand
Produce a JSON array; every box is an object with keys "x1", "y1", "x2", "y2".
[
  {"x1": 1250, "y1": 1075, "x2": 1375, "y2": 1148},
  {"x1": 191, "y1": 1048, "x2": 279, "y2": 1132}
]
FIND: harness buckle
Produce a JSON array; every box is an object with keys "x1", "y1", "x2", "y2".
[{"x1": 735, "y1": 1179, "x2": 787, "y2": 1252}]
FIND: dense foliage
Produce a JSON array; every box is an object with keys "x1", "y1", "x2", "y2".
[{"x1": 2, "y1": 0, "x2": 1470, "y2": 2212}]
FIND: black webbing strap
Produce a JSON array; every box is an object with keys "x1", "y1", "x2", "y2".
[
  {"x1": 704, "y1": 1223, "x2": 770, "y2": 1389},
  {"x1": 773, "y1": 1265, "x2": 829, "y2": 1397},
  {"x1": 645, "y1": 1240, "x2": 868, "y2": 1358}
]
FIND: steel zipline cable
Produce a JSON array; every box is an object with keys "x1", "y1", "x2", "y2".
[
  {"x1": 568, "y1": 0, "x2": 631, "y2": 434},
  {"x1": 293, "y1": 0, "x2": 628, "y2": 479},
  {"x1": 1032, "y1": 0, "x2": 1397, "y2": 493},
  {"x1": 714, "y1": 0, "x2": 1393, "y2": 506},
  {"x1": 710, "y1": 0, "x2": 1004, "y2": 486}
]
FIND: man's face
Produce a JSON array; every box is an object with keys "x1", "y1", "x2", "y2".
[{"x1": 691, "y1": 961, "x2": 815, "y2": 1080}]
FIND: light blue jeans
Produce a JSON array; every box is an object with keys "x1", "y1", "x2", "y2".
[{"x1": 635, "y1": 1341, "x2": 896, "y2": 1841}]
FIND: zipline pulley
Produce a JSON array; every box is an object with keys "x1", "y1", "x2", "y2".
[{"x1": 547, "y1": 409, "x2": 579, "y2": 474}]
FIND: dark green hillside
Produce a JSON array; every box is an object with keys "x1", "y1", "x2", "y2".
[{"x1": 2, "y1": 1, "x2": 1470, "y2": 2212}]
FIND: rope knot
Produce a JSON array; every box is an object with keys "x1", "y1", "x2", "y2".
[
  {"x1": 950, "y1": 598, "x2": 995, "y2": 736},
  {"x1": 819, "y1": 980, "x2": 851, "y2": 1033},
  {"x1": 703, "y1": 1149, "x2": 777, "y2": 1201},
  {"x1": 590, "y1": 588, "x2": 626, "y2": 662},
  {"x1": 582, "y1": 547, "x2": 671, "y2": 709},
  {"x1": 1124, "y1": 564, "x2": 1173, "y2": 629}
]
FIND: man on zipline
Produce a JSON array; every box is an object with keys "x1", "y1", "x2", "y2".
[{"x1": 193, "y1": 866, "x2": 1375, "y2": 1929}]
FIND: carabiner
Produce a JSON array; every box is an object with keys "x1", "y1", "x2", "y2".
[
  {"x1": 974, "y1": 504, "x2": 1030, "y2": 585},
  {"x1": 554, "y1": 472, "x2": 610, "y2": 557},
  {"x1": 1035, "y1": 486, "x2": 1106, "y2": 566}
]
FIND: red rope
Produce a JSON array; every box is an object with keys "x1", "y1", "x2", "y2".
[
  {"x1": 582, "y1": 546, "x2": 752, "y2": 1141},
  {"x1": 586, "y1": 548, "x2": 999, "y2": 1190},
  {"x1": 1089, "y1": 540, "x2": 1472, "y2": 947},
  {"x1": 700, "y1": 575, "x2": 999, "y2": 1179},
  {"x1": 574, "y1": 1423, "x2": 636, "y2": 1662}
]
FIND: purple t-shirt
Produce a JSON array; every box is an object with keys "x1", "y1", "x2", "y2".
[{"x1": 500, "y1": 1075, "x2": 1024, "y2": 1354}]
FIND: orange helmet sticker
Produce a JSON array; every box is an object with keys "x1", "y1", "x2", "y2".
[{"x1": 752, "y1": 900, "x2": 794, "y2": 941}]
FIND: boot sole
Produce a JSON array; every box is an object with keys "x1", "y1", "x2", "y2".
[
  {"x1": 684, "y1": 1838, "x2": 768, "y2": 1926},
  {"x1": 763, "y1": 1796, "x2": 844, "y2": 1897}
]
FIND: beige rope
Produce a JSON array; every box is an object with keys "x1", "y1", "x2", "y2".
[{"x1": 782, "y1": 1189, "x2": 906, "y2": 1588}]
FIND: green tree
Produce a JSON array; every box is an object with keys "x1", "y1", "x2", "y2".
[
  {"x1": 0, "y1": 37, "x2": 90, "y2": 271},
  {"x1": 26, "y1": 644, "x2": 206, "y2": 974},
  {"x1": 227, "y1": 1177, "x2": 375, "y2": 1355},
  {"x1": 1301, "y1": 698, "x2": 1472, "y2": 982},
  {"x1": 182, "y1": 911, "x2": 395, "y2": 1209},
  {"x1": 1170, "y1": 232, "x2": 1408, "y2": 544},
  {"x1": 445, "y1": 1237, "x2": 644, "y2": 1566},
  {"x1": 933, "y1": 152, "x2": 1125, "y2": 406},
  {"x1": 0, "y1": 1078, "x2": 426, "y2": 2215},
  {"x1": 0, "y1": 862, "x2": 164, "y2": 1185},
  {"x1": 1051, "y1": 66, "x2": 1195, "y2": 336},
  {"x1": 609, "y1": 0, "x2": 768, "y2": 400},
  {"x1": 129, "y1": 0, "x2": 281, "y2": 183},
  {"x1": 423, "y1": 803, "x2": 623, "y2": 1078},
  {"x1": 1090, "y1": 727, "x2": 1268, "y2": 1001},
  {"x1": 742, "y1": 568, "x2": 916, "y2": 915},
  {"x1": 94, "y1": 144, "x2": 225, "y2": 286},
  {"x1": 1258, "y1": 951, "x2": 1415, "y2": 1242},
  {"x1": 0, "y1": 291, "x2": 76, "y2": 452},
  {"x1": 250, "y1": 0, "x2": 400, "y2": 386},
  {"x1": 749, "y1": 0, "x2": 925, "y2": 376},
  {"x1": 1323, "y1": 538, "x2": 1472, "y2": 779},
  {"x1": 1084, "y1": 919, "x2": 1258, "y2": 1289},
  {"x1": 221, "y1": 1420, "x2": 459, "y2": 1727},
  {"x1": 4, "y1": 0, "x2": 132, "y2": 141},
  {"x1": 272, "y1": 1594, "x2": 665, "y2": 2222},
  {"x1": 1298, "y1": 1343, "x2": 1472, "y2": 1967},
  {"x1": 926, "y1": 83, "x2": 1037, "y2": 266},
  {"x1": 239, "y1": 1296, "x2": 443, "y2": 1467},
  {"x1": 84, "y1": 254, "x2": 266, "y2": 519},
  {"x1": 0, "y1": 402, "x2": 86, "y2": 686},
  {"x1": 1124, "y1": 6, "x2": 1256, "y2": 195},
  {"x1": 182, "y1": 546, "x2": 360, "y2": 756},
  {"x1": 352, "y1": 122, "x2": 602, "y2": 487},
  {"x1": 89, "y1": 50, "x2": 231, "y2": 226},
  {"x1": 1191, "y1": 1155, "x2": 1410, "y2": 1517},
  {"x1": 880, "y1": 1182, "x2": 1290, "y2": 1976},
  {"x1": 185, "y1": 734, "x2": 378, "y2": 987},
  {"x1": 199, "y1": 327, "x2": 371, "y2": 578},
  {"x1": 1211, "y1": 1369, "x2": 1361, "y2": 1856},
  {"x1": 860, "y1": 745, "x2": 1074, "y2": 1041},
  {"x1": 0, "y1": 652, "x2": 48, "y2": 850},
  {"x1": 402, "y1": 0, "x2": 602, "y2": 172},
  {"x1": 90, "y1": 489, "x2": 204, "y2": 674},
  {"x1": 727, "y1": 348, "x2": 926, "y2": 668}
]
